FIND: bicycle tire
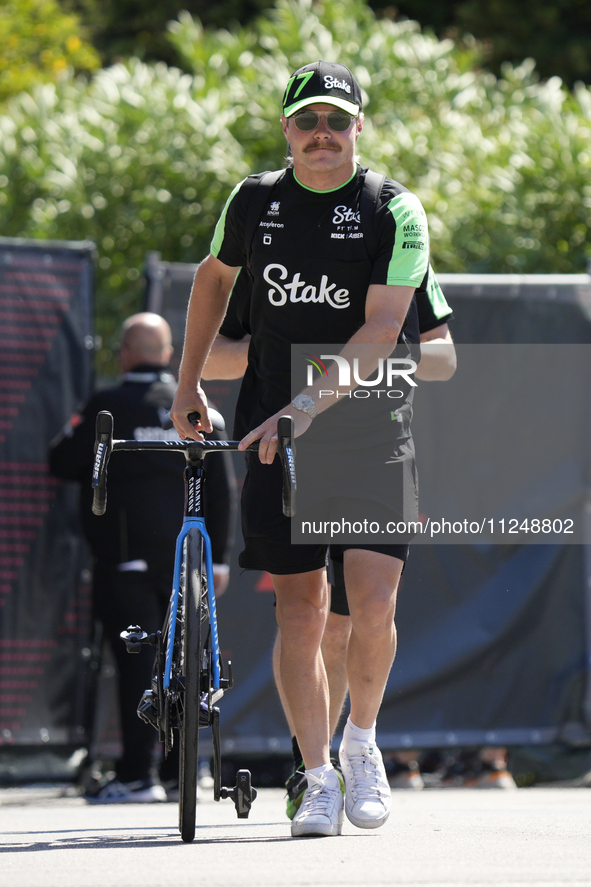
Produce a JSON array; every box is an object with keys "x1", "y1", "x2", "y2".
[{"x1": 178, "y1": 529, "x2": 206, "y2": 843}]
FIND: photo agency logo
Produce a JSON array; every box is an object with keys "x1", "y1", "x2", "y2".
[{"x1": 303, "y1": 350, "x2": 418, "y2": 400}]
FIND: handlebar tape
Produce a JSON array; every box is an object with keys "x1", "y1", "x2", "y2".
[
  {"x1": 92, "y1": 411, "x2": 113, "y2": 515},
  {"x1": 277, "y1": 415, "x2": 296, "y2": 518}
]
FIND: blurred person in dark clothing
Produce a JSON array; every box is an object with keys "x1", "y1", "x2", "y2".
[{"x1": 50, "y1": 312, "x2": 236, "y2": 802}]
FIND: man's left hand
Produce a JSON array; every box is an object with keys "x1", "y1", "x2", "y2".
[{"x1": 238, "y1": 406, "x2": 311, "y2": 464}]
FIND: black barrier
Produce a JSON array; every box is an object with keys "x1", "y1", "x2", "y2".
[
  {"x1": 0, "y1": 238, "x2": 95, "y2": 772},
  {"x1": 387, "y1": 274, "x2": 591, "y2": 748},
  {"x1": 142, "y1": 261, "x2": 591, "y2": 753}
]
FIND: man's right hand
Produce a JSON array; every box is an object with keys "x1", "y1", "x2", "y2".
[{"x1": 170, "y1": 385, "x2": 213, "y2": 440}]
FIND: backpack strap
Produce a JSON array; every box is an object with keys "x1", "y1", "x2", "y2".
[
  {"x1": 360, "y1": 169, "x2": 386, "y2": 262},
  {"x1": 361, "y1": 169, "x2": 413, "y2": 347},
  {"x1": 242, "y1": 169, "x2": 285, "y2": 275}
]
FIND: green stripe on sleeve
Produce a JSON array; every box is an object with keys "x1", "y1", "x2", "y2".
[
  {"x1": 386, "y1": 192, "x2": 430, "y2": 286},
  {"x1": 210, "y1": 179, "x2": 245, "y2": 257},
  {"x1": 426, "y1": 265, "x2": 452, "y2": 319}
]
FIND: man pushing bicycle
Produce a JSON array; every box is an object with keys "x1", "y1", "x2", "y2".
[{"x1": 171, "y1": 60, "x2": 432, "y2": 837}]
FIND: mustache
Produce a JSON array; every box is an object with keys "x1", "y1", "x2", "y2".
[{"x1": 303, "y1": 142, "x2": 341, "y2": 154}]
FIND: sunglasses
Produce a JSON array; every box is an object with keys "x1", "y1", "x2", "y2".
[{"x1": 291, "y1": 110, "x2": 356, "y2": 132}]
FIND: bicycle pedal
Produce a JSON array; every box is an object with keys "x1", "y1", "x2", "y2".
[
  {"x1": 220, "y1": 770, "x2": 257, "y2": 819},
  {"x1": 120, "y1": 625, "x2": 158, "y2": 653},
  {"x1": 235, "y1": 770, "x2": 257, "y2": 819}
]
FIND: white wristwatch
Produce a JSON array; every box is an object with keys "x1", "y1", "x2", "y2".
[{"x1": 291, "y1": 393, "x2": 317, "y2": 419}]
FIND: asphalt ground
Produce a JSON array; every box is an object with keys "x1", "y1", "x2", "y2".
[{"x1": 1, "y1": 784, "x2": 591, "y2": 887}]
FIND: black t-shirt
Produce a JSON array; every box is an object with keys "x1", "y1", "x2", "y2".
[
  {"x1": 212, "y1": 166, "x2": 430, "y2": 438},
  {"x1": 220, "y1": 265, "x2": 453, "y2": 340}
]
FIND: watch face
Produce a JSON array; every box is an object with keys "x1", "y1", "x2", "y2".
[{"x1": 293, "y1": 394, "x2": 316, "y2": 417}]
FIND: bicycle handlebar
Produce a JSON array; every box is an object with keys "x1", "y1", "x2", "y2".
[{"x1": 91, "y1": 410, "x2": 296, "y2": 517}]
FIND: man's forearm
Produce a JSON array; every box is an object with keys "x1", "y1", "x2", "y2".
[
  {"x1": 416, "y1": 325, "x2": 457, "y2": 381},
  {"x1": 176, "y1": 255, "x2": 238, "y2": 393},
  {"x1": 299, "y1": 284, "x2": 415, "y2": 415},
  {"x1": 202, "y1": 334, "x2": 250, "y2": 380},
  {"x1": 415, "y1": 339, "x2": 457, "y2": 381}
]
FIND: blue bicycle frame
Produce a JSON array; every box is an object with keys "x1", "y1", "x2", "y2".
[
  {"x1": 165, "y1": 517, "x2": 221, "y2": 691},
  {"x1": 93, "y1": 410, "x2": 295, "y2": 837},
  {"x1": 93, "y1": 408, "x2": 295, "y2": 708}
]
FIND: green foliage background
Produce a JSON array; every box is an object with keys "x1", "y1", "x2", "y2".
[
  {"x1": 0, "y1": 0, "x2": 99, "y2": 102},
  {"x1": 1, "y1": 0, "x2": 590, "y2": 373},
  {"x1": 369, "y1": 0, "x2": 591, "y2": 89},
  {"x1": 62, "y1": 0, "x2": 591, "y2": 89}
]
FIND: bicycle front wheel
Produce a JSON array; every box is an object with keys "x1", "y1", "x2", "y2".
[{"x1": 178, "y1": 529, "x2": 208, "y2": 843}]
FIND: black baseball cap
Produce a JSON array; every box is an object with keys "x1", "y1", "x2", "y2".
[{"x1": 282, "y1": 60, "x2": 362, "y2": 118}]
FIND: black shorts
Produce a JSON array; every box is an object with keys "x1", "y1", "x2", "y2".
[
  {"x1": 327, "y1": 546, "x2": 409, "y2": 617},
  {"x1": 239, "y1": 454, "x2": 410, "y2": 576},
  {"x1": 293, "y1": 433, "x2": 419, "y2": 546}
]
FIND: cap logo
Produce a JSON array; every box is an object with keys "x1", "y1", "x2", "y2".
[
  {"x1": 286, "y1": 71, "x2": 315, "y2": 100},
  {"x1": 324, "y1": 75, "x2": 351, "y2": 94},
  {"x1": 283, "y1": 62, "x2": 362, "y2": 117}
]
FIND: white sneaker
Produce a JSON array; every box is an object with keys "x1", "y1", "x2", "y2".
[
  {"x1": 291, "y1": 771, "x2": 344, "y2": 837},
  {"x1": 339, "y1": 741, "x2": 391, "y2": 829},
  {"x1": 85, "y1": 778, "x2": 167, "y2": 804}
]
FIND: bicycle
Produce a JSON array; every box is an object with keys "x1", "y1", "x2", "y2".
[{"x1": 91, "y1": 409, "x2": 296, "y2": 842}]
